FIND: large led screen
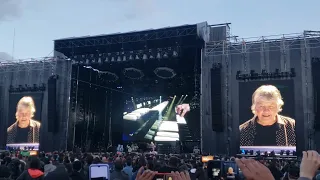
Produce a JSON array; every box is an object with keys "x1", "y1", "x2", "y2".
[
  {"x1": 123, "y1": 95, "x2": 190, "y2": 142},
  {"x1": 239, "y1": 80, "x2": 296, "y2": 152},
  {"x1": 7, "y1": 93, "x2": 43, "y2": 150}
]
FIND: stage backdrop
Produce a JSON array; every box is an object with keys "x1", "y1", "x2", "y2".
[{"x1": 238, "y1": 80, "x2": 295, "y2": 124}]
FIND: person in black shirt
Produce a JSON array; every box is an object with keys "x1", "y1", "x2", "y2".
[
  {"x1": 239, "y1": 85, "x2": 296, "y2": 146},
  {"x1": 7, "y1": 96, "x2": 41, "y2": 144}
]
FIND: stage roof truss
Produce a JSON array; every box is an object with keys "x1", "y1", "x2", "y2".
[
  {"x1": 205, "y1": 31, "x2": 320, "y2": 57},
  {"x1": 0, "y1": 57, "x2": 58, "y2": 73},
  {"x1": 54, "y1": 26, "x2": 197, "y2": 49}
]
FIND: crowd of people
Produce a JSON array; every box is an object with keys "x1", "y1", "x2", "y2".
[{"x1": 0, "y1": 150, "x2": 320, "y2": 180}]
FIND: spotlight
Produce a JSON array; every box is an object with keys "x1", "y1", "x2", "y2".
[
  {"x1": 135, "y1": 55, "x2": 140, "y2": 60},
  {"x1": 236, "y1": 71, "x2": 241, "y2": 80},
  {"x1": 156, "y1": 52, "x2": 161, "y2": 59},
  {"x1": 111, "y1": 57, "x2": 115, "y2": 62},
  {"x1": 85, "y1": 59, "x2": 89, "y2": 64},
  {"x1": 280, "y1": 150, "x2": 284, "y2": 155},
  {"x1": 173, "y1": 50, "x2": 178, "y2": 57},
  {"x1": 286, "y1": 150, "x2": 290, "y2": 156},
  {"x1": 270, "y1": 151, "x2": 275, "y2": 156},
  {"x1": 105, "y1": 57, "x2": 109, "y2": 62},
  {"x1": 129, "y1": 55, "x2": 133, "y2": 60},
  {"x1": 249, "y1": 150, "x2": 254, "y2": 155},
  {"x1": 163, "y1": 52, "x2": 168, "y2": 58},
  {"x1": 256, "y1": 150, "x2": 260, "y2": 156},
  {"x1": 290, "y1": 68, "x2": 296, "y2": 77},
  {"x1": 117, "y1": 56, "x2": 121, "y2": 62},
  {"x1": 123, "y1": 56, "x2": 126, "y2": 61},
  {"x1": 143, "y1": 54, "x2": 148, "y2": 60}
]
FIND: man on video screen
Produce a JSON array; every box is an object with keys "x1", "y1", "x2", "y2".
[
  {"x1": 239, "y1": 85, "x2": 296, "y2": 146},
  {"x1": 7, "y1": 96, "x2": 41, "y2": 144}
]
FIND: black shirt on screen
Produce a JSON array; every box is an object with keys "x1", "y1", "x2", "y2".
[
  {"x1": 253, "y1": 122, "x2": 277, "y2": 146},
  {"x1": 15, "y1": 126, "x2": 29, "y2": 143}
]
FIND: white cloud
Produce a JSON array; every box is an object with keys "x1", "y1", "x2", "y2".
[{"x1": 0, "y1": 0, "x2": 22, "y2": 21}]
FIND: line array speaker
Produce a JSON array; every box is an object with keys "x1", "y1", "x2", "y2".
[
  {"x1": 211, "y1": 67, "x2": 223, "y2": 132},
  {"x1": 48, "y1": 75, "x2": 58, "y2": 132},
  {"x1": 312, "y1": 61, "x2": 320, "y2": 131}
]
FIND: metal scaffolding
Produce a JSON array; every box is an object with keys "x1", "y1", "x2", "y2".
[
  {"x1": 0, "y1": 57, "x2": 58, "y2": 74},
  {"x1": 54, "y1": 25, "x2": 198, "y2": 49},
  {"x1": 204, "y1": 31, "x2": 320, "y2": 151}
]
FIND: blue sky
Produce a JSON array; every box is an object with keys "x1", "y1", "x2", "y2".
[{"x1": 0, "y1": 0, "x2": 319, "y2": 60}]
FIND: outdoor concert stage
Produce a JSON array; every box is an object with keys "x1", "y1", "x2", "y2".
[
  {"x1": 53, "y1": 22, "x2": 216, "y2": 151},
  {"x1": 1, "y1": 22, "x2": 319, "y2": 155}
]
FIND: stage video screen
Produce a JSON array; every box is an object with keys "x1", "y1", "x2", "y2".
[
  {"x1": 7, "y1": 93, "x2": 43, "y2": 150},
  {"x1": 123, "y1": 95, "x2": 189, "y2": 142},
  {"x1": 239, "y1": 80, "x2": 296, "y2": 153}
]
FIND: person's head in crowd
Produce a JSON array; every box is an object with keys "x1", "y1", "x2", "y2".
[
  {"x1": 178, "y1": 164, "x2": 188, "y2": 172},
  {"x1": 102, "y1": 157, "x2": 108, "y2": 163},
  {"x1": 29, "y1": 156, "x2": 41, "y2": 169},
  {"x1": 114, "y1": 158, "x2": 123, "y2": 171},
  {"x1": 72, "y1": 161, "x2": 82, "y2": 172},
  {"x1": 16, "y1": 96, "x2": 36, "y2": 127},
  {"x1": 126, "y1": 157, "x2": 132, "y2": 167},
  {"x1": 86, "y1": 154, "x2": 93, "y2": 165},
  {"x1": 168, "y1": 156, "x2": 179, "y2": 168},
  {"x1": 93, "y1": 157, "x2": 101, "y2": 164},
  {"x1": 64, "y1": 156, "x2": 70, "y2": 164},
  {"x1": 147, "y1": 159, "x2": 154, "y2": 171},
  {"x1": 251, "y1": 85, "x2": 283, "y2": 123},
  {"x1": 0, "y1": 165, "x2": 11, "y2": 178},
  {"x1": 18, "y1": 154, "x2": 23, "y2": 160},
  {"x1": 108, "y1": 157, "x2": 113, "y2": 163},
  {"x1": 8, "y1": 159, "x2": 24, "y2": 179},
  {"x1": 287, "y1": 165, "x2": 299, "y2": 180}
]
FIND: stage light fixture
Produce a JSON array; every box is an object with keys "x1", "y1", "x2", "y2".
[
  {"x1": 286, "y1": 150, "x2": 290, "y2": 156},
  {"x1": 135, "y1": 55, "x2": 140, "y2": 60},
  {"x1": 256, "y1": 150, "x2": 260, "y2": 156},
  {"x1": 280, "y1": 150, "x2": 284, "y2": 155},
  {"x1": 163, "y1": 52, "x2": 168, "y2": 58},
  {"x1": 123, "y1": 67, "x2": 144, "y2": 80},
  {"x1": 173, "y1": 50, "x2": 178, "y2": 57},
  {"x1": 154, "y1": 67, "x2": 176, "y2": 79},
  {"x1": 149, "y1": 54, "x2": 154, "y2": 59},
  {"x1": 123, "y1": 56, "x2": 126, "y2": 61},
  {"x1": 236, "y1": 68, "x2": 296, "y2": 81},
  {"x1": 85, "y1": 59, "x2": 89, "y2": 64},
  {"x1": 143, "y1": 54, "x2": 148, "y2": 60},
  {"x1": 156, "y1": 52, "x2": 161, "y2": 59},
  {"x1": 111, "y1": 57, "x2": 115, "y2": 62},
  {"x1": 117, "y1": 56, "x2": 121, "y2": 62}
]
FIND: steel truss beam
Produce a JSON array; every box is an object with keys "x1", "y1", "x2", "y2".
[
  {"x1": 205, "y1": 31, "x2": 320, "y2": 57},
  {"x1": 54, "y1": 26, "x2": 197, "y2": 49},
  {"x1": 0, "y1": 57, "x2": 58, "y2": 73}
]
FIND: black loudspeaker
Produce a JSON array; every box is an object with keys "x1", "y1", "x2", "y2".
[
  {"x1": 312, "y1": 61, "x2": 320, "y2": 131},
  {"x1": 211, "y1": 67, "x2": 223, "y2": 132},
  {"x1": 48, "y1": 75, "x2": 58, "y2": 132}
]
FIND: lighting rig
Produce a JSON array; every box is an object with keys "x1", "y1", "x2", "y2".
[
  {"x1": 9, "y1": 84, "x2": 46, "y2": 93},
  {"x1": 236, "y1": 68, "x2": 296, "y2": 81},
  {"x1": 239, "y1": 149, "x2": 297, "y2": 158},
  {"x1": 71, "y1": 46, "x2": 180, "y2": 65}
]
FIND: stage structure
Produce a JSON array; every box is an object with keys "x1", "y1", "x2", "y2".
[
  {"x1": 54, "y1": 23, "x2": 211, "y2": 151},
  {"x1": 0, "y1": 57, "x2": 72, "y2": 151},
  {"x1": 203, "y1": 30, "x2": 320, "y2": 155}
]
